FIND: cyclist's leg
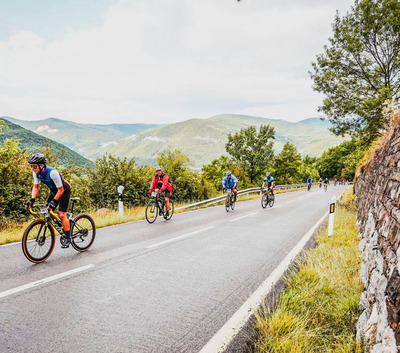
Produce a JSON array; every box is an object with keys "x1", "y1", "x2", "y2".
[
  {"x1": 57, "y1": 189, "x2": 71, "y2": 231},
  {"x1": 164, "y1": 190, "x2": 171, "y2": 211}
]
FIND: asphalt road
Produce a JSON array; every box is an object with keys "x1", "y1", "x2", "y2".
[{"x1": 0, "y1": 185, "x2": 346, "y2": 353}]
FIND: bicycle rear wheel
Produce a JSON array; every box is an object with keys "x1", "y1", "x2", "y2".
[
  {"x1": 71, "y1": 214, "x2": 96, "y2": 251},
  {"x1": 261, "y1": 194, "x2": 268, "y2": 208},
  {"x1": 145, "y1": 200, "x2": 158, "y2": 223},
  {"x1": 22, "y1": 220, "x2": 55, "y2": 263},
  {"x1": 163, "y1": 200, "x2": 174, "y2": 220},
  {"x1": 230, "y1": 199, "x2": 235, "y2": 210},
  {"x1": 269, "y1": 194, "x2": 275, "y2": 207}
]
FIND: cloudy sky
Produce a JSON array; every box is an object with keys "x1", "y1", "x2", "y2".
[{"x1": 0, "y1": 0, "x2": 355, "y2": 125}]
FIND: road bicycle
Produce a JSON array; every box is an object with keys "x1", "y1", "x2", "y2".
[
  {"x1": 307, "y1": 183, "x2": 312, "y2": 191},
  {"x1": 22, "y1": 197, "x2": 96, "y2": 263},
  {"x1": 261, "y1": 187, "x2": 275, "y2": 208},
  {"x1": 324, "y1": 183, "x2": 328, "y2": 192},
  {"x1": 145, "y1": 191, "x2": 174, "y2": 223},
  {"x1": 224, "y1": 188, "x2": 236, "y2": 212}
]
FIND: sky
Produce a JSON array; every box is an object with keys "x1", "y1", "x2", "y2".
[{"x1": 0, "y1": 0, "x2": 355, "y2": 125}]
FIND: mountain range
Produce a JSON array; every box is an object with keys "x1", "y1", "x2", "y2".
[{"x1": 2, "y1": 115, "x2": 343, "y2": 168}]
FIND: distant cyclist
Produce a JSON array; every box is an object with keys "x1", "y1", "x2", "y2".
[
  {"x1": 307, "y1": 176, "x2": 313, "y2": 190},
  {"x1": 262, "y1": 172, "x2": 275, "y2": 195},
  {"x1": 148, "y1": 166, "x2": 173, "y2": 217},
  {"x1": 319, "y1": 177, "x2": 323, "y2": 188},
  {"x1": 222, "y1": 171, "x2": 238, "y2": 201},
  {"x1": 26, "y1": 153, "x2": 72, "y2": 248},
  {"x1": 324, "y1": 177, "x2": 329, "y2": 191}
]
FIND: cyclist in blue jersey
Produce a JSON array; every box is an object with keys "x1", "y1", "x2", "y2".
[
  {"x1": 307, "y1": 176, "x2": 313, "y2": 191},
  {"x1": 222, "y1": 171, "x2": 238, "y2": 201},
  {"x1": 25, "y1": 153, "x2": 72, "y2": 248},
  {"x1": 262, "y1": 172, "x2": 275, "y2": 195}
]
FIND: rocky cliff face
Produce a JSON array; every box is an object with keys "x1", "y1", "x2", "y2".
[{"x1": 356, "y1": 117, "x2": 400, "y2": 352}]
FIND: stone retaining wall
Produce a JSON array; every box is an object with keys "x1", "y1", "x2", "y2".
[{"x1": 356, "y1": 118, "x2": 400, "y2": 352}]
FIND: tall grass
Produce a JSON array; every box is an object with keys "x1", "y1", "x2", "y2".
[{"x1": 253, "y1": 189, "x2": 364, "y2": 352}]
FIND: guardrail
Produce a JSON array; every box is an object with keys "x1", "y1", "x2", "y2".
[{"x1": 175, "y1": 183, "x2": 309, "y2": 211}]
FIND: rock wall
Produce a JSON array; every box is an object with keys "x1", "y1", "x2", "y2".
[{"x1": 356, "y1": 118, "x2": 400, "y2": 352}]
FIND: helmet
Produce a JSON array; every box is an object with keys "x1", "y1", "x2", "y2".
[
  {"x1": 226, "y1": 171, "x2": 232, "y2": 177},
  {"x1": 28, "y1": 153, "x2": 47, "y2": 165},
  {"x1": 265, "y1": 172, "x2": 271, "y2": 178},
  {"x1": 155, "y1": 166, "x2": 162, "y2": 172}
]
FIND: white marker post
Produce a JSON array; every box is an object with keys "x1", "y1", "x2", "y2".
[
  {"x1": 328, "y1": 196, "x2": 336, "y2": 237},
  {"x1": 117, "y1": 185, "x2": 125, "y2": 217}
]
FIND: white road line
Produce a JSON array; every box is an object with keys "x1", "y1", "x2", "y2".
[
  {"x1": 0, "y1": 264, "x2": 95, "y2": 300},
  {"x1": 229, "y1": 212, "x2": 259, "y2": 222},
  {"x1": 145, "y1": 226, "x2": 215, "y2": 249},
  {"x1": 0, "y1": 242, "x2": 20, "y2": 248},
  {"x1": 199, "y1": 211, "x2": 329, "y2": 353}
]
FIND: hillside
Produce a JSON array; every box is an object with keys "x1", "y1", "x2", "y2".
[
  {"x1": 99, "y1": 114, "x2": 343, "y2": 168},
  {"x1": 3, "y1": 116, "x2": 159, "y2": 160},
  {"x1": 0, "y1": 119, "x2": 93, "y2": 169}
]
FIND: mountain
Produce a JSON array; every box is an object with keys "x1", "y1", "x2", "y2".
[
  {"x1": 2, "y1": 114, "x2": 343, "y2": 168},
  {"x1": 98, "y1": 114, "x2": 343, "y2": 168},
  {"x1": 3, "y1": 117, "x2": 159, "y2": 160},
  {"x1": 0, "y1": 119, "x2": 93, "y2": 169}
]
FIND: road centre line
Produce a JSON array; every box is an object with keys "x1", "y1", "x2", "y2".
[
  {"x1": 0, "y1": 264, "x2": 95, "y2": 300},
  {"x1": 199, "y1": 211, "x2": 329, "y2": 353},
  {"x1": 229, "y1": 212, "x2": 259, "y2": 222},
  {"x1": 145, "y1": 226, "x2": 215, "y2": 249}
]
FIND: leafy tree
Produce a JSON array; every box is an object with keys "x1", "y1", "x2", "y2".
[
  {"x1": 201, "y1": 155, "x2": 251, "y2": 191},
  {"x1": 225, "y1": 125, "x2": 275, "y2": 184},
  {"x1": 310, "y1": 0, "x2": 400, "y2": 142},
  {"x1": 0, "y1": 139, "x2": 31, "y2": 225},
  {"x1": 274, "y1": 142, "x2": 304, "y2": 185}
]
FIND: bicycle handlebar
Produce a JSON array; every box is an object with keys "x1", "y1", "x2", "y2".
[{"x1": 29, "y1": 204, "x2": 58, "y2": 218}]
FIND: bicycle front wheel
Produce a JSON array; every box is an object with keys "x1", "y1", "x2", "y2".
[
  {"x1": 71, "y1": 214, "x2": 96, "y2": 252},
  {"x1": 261, "y1": 194, "x2": 268, "y2": 208},
  {"x1": 163, "y1": 200, "x2": 174, "y2": 220},
  {"x1": 145, "y1": 200, "x2": 158, "y2": 223},
  {"x1": 22, "y1": 220, "x2": 55, "y2": 263},
  {"x1": 225, "y1": 197, "x2": 230, "y2": 212}
]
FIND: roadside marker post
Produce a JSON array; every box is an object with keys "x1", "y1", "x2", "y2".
[
  {"x1": 328, "y1": 196, "x2": 336, "y2": 237},
  {"x1": 117, "y1": 185, "x2": 125, "y2": 217}
]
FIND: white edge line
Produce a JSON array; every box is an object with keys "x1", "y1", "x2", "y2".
[
  {"x1": 145, "y1": 226, "x2": 215, "y2": 249},
  {"x1": 199, "y1": 211, "x2": 329, "y2": 353},
  {"x1": 0, "y1": 264, "x2": 95, "y2": 300},
  {"x1": 0, "y1": 242, "x2": 20, "y2": 248},
  {"x1": 229, "y1": 212, "x2": 259, "y2": 222}
]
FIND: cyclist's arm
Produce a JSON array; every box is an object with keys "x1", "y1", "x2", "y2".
[
  {"x1": 49, "y1": 170, "x2": 65, "y2": 201},
  {"x1": 149, "y1": 177, "x2": 156, "y2": 191},
  {"x1": 160, "y1": 175, "x2": 169, "y2": 192},
  {"x1": 31, "y1": 184, "x2": 39, "y2": 199}
]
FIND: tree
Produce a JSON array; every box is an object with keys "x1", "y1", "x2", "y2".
[
  {"x1": 310, "y1": 0, "x2": 400, "y2": 142},
  {"x1": 273, "y1": 142, "x2": 304, "y2": 185},
  {"x1": 225, "y1": 125, "x2": 275, "y2": 184}
]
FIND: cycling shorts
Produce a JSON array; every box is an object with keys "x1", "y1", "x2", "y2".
[{"x1": 47, "y1": 188, "x2": 71, "y2": 213}]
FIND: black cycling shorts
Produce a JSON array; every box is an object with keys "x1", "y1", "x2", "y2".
[
  {"x1": 47, "y1": 188, "x2": 71, "y2": 213},
  {"x1": 163, "y1": 190, "x2": 171, "y2": 198}
]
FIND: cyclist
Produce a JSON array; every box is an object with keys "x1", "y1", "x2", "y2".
[
  {"x1": 307, "y1": 176, "x2": 313, "y2": 190},
  {"x1": 26, "y1": 153, "x2": 72, "y2": 248},
  {"x1": 334, "y1": 178, "x2": 337, "y2": 186},
  {"x1": 262, "y1": 172, "x2": 275, "y2": 196},
  {"x1": 148, "y1": 166, "x2": 173, "y2": 217},
  {"x1": 319, "y1": 177, "x2": 323, "y2": 188},
  {"x1": 324, "y1": 177, "x2": 329, "y2": 190},
  {"x1": 222, "y1": 171, "x2": 238, "y2": 201}
]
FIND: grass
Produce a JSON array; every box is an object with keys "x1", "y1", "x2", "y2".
[
  {"x1": 253, "y1": 189, "x2": 364, "y2": 353},
  {"x1": 0, "y1": 186, "x2": 308, "y2": 246}
]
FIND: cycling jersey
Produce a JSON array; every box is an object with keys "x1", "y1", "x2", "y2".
[
  {"x1": 33, "y1": 166, "x2": 71, "y2": 193},
  {"x1": 263, "y1": 176, "x2": 274, "y2": 187},
  {"x1": 307, "y1": 178, "x2": 313, "y2": 183},
  {"x1": 149, "y1": 173, "x2": 173, "y2": 192},
  {"x1": 222, "y1": 175, "x2": 238, "y2": 189}
]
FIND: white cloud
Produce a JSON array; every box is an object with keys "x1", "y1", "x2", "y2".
[
  {"x1": 143, "y1": 136, "x2": 167, "y2": 143},
  {"x1": 0, "y1": 0, "x2": 354, "y2": 124},
  {"x1": 34, "y1": 125, "x2": 59, "y2": 134}
]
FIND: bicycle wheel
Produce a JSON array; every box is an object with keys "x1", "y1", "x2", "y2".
[
  {"x1": 22, "y1": 220, "x2": 55, "y2": 263},
  {"x1": 230, "y1": 200, "x2": 235, "y2": 210},
  {"x1": 269, "y1": 194, "x2": 275, "y2": 207},
  {"x1": 71, "y1": 214, "x2": 96, "y2": 252},
  {"x1": 145, "y1": 200, "x2": 158, "y2": 223},
  {"x1": 163, "y1": 200, "x2": 174, "y2": 220},
  {"x1": 225, "y1": 196, "x2": 230, "y2": 212},
  {"x1": 261, "y1": 194, "x2": 268, "y2": 208}
]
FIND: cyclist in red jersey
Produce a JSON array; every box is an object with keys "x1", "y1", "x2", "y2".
[{"x1": 148, "y1": 166, "x2": 173, "y2": 217}]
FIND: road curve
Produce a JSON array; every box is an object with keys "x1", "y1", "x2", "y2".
[{"x1": 0, "y1": 185, "x2": 346, "y2": 353}]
